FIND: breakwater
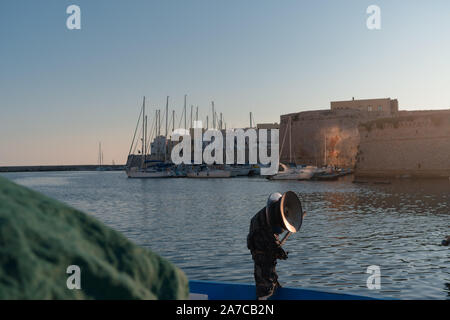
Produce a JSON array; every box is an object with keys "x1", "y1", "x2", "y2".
[{"x1": 0, "y1": 165, "x2": 125, "y2": 173}]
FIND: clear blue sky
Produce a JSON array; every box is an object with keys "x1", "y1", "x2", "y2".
[{"x1": 1, "y1": 0, "x2": 450, "y2": 165}]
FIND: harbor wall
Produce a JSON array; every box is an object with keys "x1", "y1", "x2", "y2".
[
  {"x1": 355, "y1": 110, "x2": 450, "y2": 178},
  {"x1": 0, "y1": 165, "x2": 125, "y2": 173}
]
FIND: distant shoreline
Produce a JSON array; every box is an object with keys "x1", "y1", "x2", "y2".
[{"x1": 0, "y1": 165, "x2": 126, "y2": 173}]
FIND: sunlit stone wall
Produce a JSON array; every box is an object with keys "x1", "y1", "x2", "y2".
[{"x1": 355, "y1": 110, "x2": 450, "y2": 178}]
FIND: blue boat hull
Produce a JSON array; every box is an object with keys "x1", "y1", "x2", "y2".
[{"x1": 189, "y1": 280, "x2": 378, "y2": 300}]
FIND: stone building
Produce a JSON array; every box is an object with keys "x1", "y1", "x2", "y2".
[
  {"x1": 279, "y1": 98, "x2": 398, "y2": 167},
  {"x1": 331, "y1": 97, "x2": 398, "y2": 115},
  {"x1": 257, "y1": 123, "x2": 279, "y2": 130},
  {"x1": 355, "y1": 110, "x2": 450, "y2": 178}
]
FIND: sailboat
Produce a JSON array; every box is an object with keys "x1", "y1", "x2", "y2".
[
  {"x1": 96, "y1": 142, "x2": 105, "y2": 171},
  {"x1": 268, "y1": 116, "x2": 306, "y2": 180},
  {"x1": 297, "y1": 165, "x2": 318, "y2": 180},
  {"x1": 126, "y1": 166, "x2": 173, "y2": 178},
  {"x1": 126, "y1": 97, "x2": 174, "y2": 179},
  {"x1": 267, "y1": 163, "x2": 301, "y2": 180},
  {"x1": 230, "y1": 164, "x2": 251, "y2": 177}
]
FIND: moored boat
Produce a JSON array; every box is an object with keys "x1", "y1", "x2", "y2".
[
  {"x1": 297, "y1": 165, "x2": 317, "y2": 180},
  {"x1": 187, "y1": 165, "x2": 232, "y2": 178},
  {"x1": 267, "y1": 163, "x2": 300, "y2": 180},
  {"x1": 312, "y1": 172, "x2": 340, "y2": 181},
  {"x1": 126, "y1": 166, "x2": 173, "y2": 178},
  {"x1": 231, "y1": 164, "x2": 251, "y2": 177}
]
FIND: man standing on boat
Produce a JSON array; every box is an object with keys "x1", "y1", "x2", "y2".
[{"x1": 247, "y1": 191, "x2": 304, "y2": 300}]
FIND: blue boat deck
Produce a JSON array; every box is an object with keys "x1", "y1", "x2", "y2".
[{"x1": 189, "y1": 280, "x2": 378, "y2": 300}]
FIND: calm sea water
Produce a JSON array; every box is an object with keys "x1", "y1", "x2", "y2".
[{"x1": 2, "y1": 171, "x2": 449, "y2": 299}]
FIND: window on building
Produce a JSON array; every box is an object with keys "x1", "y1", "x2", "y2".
[
  {"x1": 378, "y1": 106, "x2": 382, "y2": 111},
  {"x1": 367, "y1": 106, "x2": 372, "y2": 112}
]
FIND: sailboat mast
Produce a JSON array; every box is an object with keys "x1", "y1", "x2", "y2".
[
  {"x1": 172, "y1": 110, "x2": 175, "y2": 133},
  {"x1": 165, "y1": 97, "x2": 169, "y2": 162},
  {"x1": 141, "y1": 96, "x2": 145, "y2": 169},
  {"x1": 165, "y1": 96, "x2": 169, "y2": 138},
  {"x1": 157, "y1": 110, "x2": 161, "y2": 136},
  {"x1": 190, "y1": 105, "x2": 193, "y2": 129},
  {"x1": 289, "y1": 116, "x2": 292, "y2": 164},
  {"x1": 98, "y1": 142, "x2": 101, "y2": 166},
  {"x1": 144, "y1": 115, "x2": 147, "y2": 165},
  {"x1": 212, "y1": 101, "x2": 215, "y2": 129},
  {"x1": 155, "y1": 110, "x2": 158, "y2": 137},
  {"x1": 128, "y1": 102, "x2": 143, "y2": 158},
  {"x1": 184, "y1": 94, "x2": 187, "y2": 130}
]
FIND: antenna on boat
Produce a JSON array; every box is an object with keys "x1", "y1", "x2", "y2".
[
  {"x1": 206, "y1": 115, "x2": 209, "y2": 129},
  {"x1": 196, "y1": 106, "x2": 198, "y2": 122},
  {"x1": 220, "y1": 113, "x2": 223, "y2": 130}
]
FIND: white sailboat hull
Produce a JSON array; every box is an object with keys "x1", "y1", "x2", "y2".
[
  {"x1": 297, "y1": 167, "x2": 317, "y2": 180},
  {"x1": 268, "y1": 173, "x2": 300, "y2": 180},
  {"x1": 267, "y1": 163, "x2": 299, "y2": 180},
  {"x1": 298, "y1": 171, "x2": 315, "y2": 180}
]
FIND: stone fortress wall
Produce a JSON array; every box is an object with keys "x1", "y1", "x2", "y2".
[
  {"x1": 280, "y1": 98, "x2": 450, "y2": 178},
  {"x1": 279, "y1": 98, "x2": 398, "y2": 167},
  {"x1": 355, "y1": 110, "x2": 450, "y2": 178}
]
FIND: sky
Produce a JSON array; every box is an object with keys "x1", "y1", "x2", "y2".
[{"x1": 1, "y1": 0, "x2": 450, "y2": 165}]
